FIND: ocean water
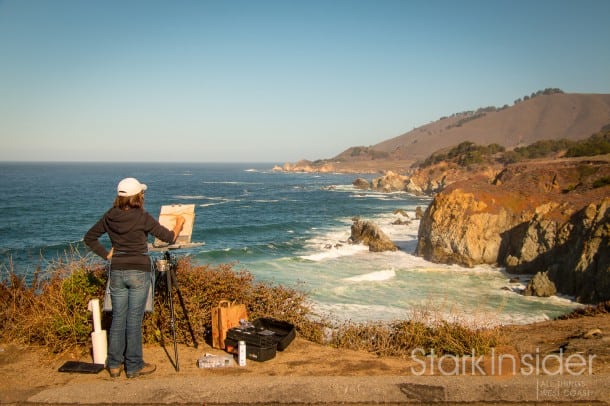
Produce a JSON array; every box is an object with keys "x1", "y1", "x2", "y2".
[{"x1": 0, "y1": 162, "x2": 580, "y2": 325}]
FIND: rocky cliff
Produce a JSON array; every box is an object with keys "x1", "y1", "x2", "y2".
[
  {"x1": 354, "y1": 164, "x2": 501, "y2": 195},
  {"x1": 416, "y1": 159, "x2": 610, "y2": 303}
]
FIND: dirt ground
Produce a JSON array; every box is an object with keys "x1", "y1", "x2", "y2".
[{"x1": 1, "y1": 313, "x2": 609, "y2": 404}]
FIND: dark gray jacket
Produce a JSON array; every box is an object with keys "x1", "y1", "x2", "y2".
[{"x1": 84, "y1": 207, "x2": 174, "y2": 271}]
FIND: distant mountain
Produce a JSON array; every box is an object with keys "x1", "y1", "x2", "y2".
[{"x1": 335, "y1": 92, "x2": 610, "y2": 165}]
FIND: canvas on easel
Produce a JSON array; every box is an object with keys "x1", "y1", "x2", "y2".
[{"x1": 153, "y1": 204, "x2": 195, "y2": 248}]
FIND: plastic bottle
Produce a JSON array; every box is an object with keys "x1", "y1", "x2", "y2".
[{"x1": 238, "y1": 340, "x2": 246, "y2": 366}]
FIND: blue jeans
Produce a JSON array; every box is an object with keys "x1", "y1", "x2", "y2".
[{"x1": 106, "y1": 269, "x2": 149, "y2": 374}]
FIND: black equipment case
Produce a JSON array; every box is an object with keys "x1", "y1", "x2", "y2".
[
  {"x1": 225, "y1": 318, "x2": 296, "y2": 362},
  {"x1": 225, "y1": 328, "x2": 277, "y2": 362},
  {"x1": 252, "y1": 317, "x2": 296, "y2": 351}
]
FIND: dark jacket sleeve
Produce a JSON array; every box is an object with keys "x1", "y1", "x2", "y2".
[
  {"x1": 84, "y1": 216, "x2": 110, "y2": 259},
  {"x1": 144, "y1": 212, "x2": 176, "y2": 244}
]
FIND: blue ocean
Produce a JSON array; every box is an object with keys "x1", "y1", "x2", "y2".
[{"x1": 0, "y1": 162, "x2": 580, "y2": 325}]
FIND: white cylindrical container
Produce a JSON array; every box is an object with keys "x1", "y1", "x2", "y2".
[
  {"x1": 88, "y1": 299, "x2": 102, "y2": 332},
  {"x1": 88, "y1": 299, "x2": 107, "y2": 364},
  {"x1": 91, "y1": 330, "x2": 107, "y2": 365},
  {"x1": 238, "y1": 340, "x2": 246, "y2": 366}
]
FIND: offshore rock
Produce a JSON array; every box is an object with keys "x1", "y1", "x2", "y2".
[
  {"x1": 416, "y1": 160, "x2": 610, "y2": 303},
  {"x1": 524, "y1": 271, "x2": 557, "y2": 297},
  {"x1": 350, "y1": 219, "x2": 398, "y2": 252},
  {"x1": 353, "y1": 178, "x2": 370, "y2": 190}
]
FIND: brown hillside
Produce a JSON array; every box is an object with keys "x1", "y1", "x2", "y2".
[{"x1": 372, "y1": 93, "x2": 610, "y2": 163}]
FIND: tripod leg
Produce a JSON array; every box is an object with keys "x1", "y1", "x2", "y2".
[
  {"x1": 170, "y1": 270, "x2": 199, "y2": 349},
  {"x1": 166, "y1": 269, "x2": 180, "y2": 372}
]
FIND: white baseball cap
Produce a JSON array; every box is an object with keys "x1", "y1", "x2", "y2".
[{"x1": 117, "y1": 177, "x2": 148, "y2": 197}]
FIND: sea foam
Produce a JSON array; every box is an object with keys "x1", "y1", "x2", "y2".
[{"x1": 344, "y1": 269, "x2": 396, "y2": 282}]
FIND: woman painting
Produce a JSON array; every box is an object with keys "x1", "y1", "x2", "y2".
[{"x1": 84, "y1": 177, "x2": 184, "y2": 378}]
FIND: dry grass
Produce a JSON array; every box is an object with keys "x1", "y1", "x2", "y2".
[
  {"x1": 0, "y1": 253, "x2": 326, "y2": 354},
  {"x1": 329, "y1": 309, "x2": 500, "y2": 358}
]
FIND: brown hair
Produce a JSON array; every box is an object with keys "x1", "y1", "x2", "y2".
[{"x1": 113, "y1": 192, "x2": 144, "y2": 210}]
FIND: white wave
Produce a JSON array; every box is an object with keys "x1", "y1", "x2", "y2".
[
  {"x1": 201, "y1": 181, "x2": 262, "y2": 185},
  {"x1": 175, "y1": 195, "x2": 207, "y2": 200},
  {"x1": 198, "y1": 196, "x2": 242, "y2": 208},
  {"x1": 311, "y1": 302, "x2": 407, "y2": 323},
  {"x1": 301, "y1": 243, "x2": 368, "y2": 261},
  {"x1": 244, "y1": 169, "x2": 258, "y2": 172},
  {"x1": 349, "y1": 193, "x2": 404, "y2": 201},
  {"x1": 326, "y1": 184, "x2": 356, "y2": 191},
  {"x1": 311, "y1": 297, "x2": 577, "y2": 327},
  {"x1": 344, "y1": 269, "x2": 396, "y2": 282}
]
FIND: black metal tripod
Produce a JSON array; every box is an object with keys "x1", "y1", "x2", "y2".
[{"x1": 155, "y1": 250, "x2": 198, "y2": 372}]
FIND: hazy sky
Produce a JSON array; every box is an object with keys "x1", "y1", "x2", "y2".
[{"x1": 1, "y1": 0, "x2": 609, "y2": 163}]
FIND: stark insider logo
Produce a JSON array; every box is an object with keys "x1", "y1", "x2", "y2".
[{"x1": 410, "y1": 348, "x2": 596, "y2": 376}]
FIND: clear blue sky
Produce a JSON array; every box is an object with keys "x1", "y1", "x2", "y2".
[{"x1": 1, "y1": 0, "x2": 609, "y2": 163}]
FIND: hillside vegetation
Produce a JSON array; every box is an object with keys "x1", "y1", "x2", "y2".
[{"x1": 418, "y1": 126, "x2": 610, "y2": 169}]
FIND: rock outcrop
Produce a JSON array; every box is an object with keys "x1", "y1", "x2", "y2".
[
  {"x1": 416, "y1": 160, "x2": 610, "y2": 303},
  {"x1": 273, "y1": 160, "x2": 337, "y2": 173},
  {"x1": 524, "y1": 271, "x2": 557, "y2": 297},
  {"x1": 370, "y1": 171, "x2": 409, "y2": 192},
  {"x1": 357, "y1": 164, "x2": 502, "y2": 195},
  {"x1": 352, "y1": 178, "x2": 370, "y2": 190},
  {"x1": 350, "y1": 219, "x2": 398, "y2": 252}
]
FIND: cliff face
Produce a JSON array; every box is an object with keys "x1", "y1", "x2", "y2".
[{"x1": 416, "y1": 159, "x2": 610, "y2": 303}]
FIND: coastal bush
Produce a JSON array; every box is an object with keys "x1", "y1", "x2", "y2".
[
  {"x1": 420, "y1": 142, "x2": 505, "y2": 168},
  {"x1": 508, "y1": 139, "x2": 574, "y2": 162},
  {"x1": 566, "y1": 130, "x2": 610, "y2": 157},
  {"x1": 0, "y1": 253, "x2": 102, "y2": 353},
  {"x1": 0, "y1": 254, "x2": 325, "y2": 354}
]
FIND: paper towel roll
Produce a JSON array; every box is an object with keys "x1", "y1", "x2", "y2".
[
  {"x1": 91, "y1": 330, "x2": 107, "y2": 365},
  {"x1": 89, "y1": 299, "x2": 102, "y2": 332}
]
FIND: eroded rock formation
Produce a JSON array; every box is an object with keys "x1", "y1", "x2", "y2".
[
  {"x1": 350, "y1": 218, "x2": 398, "y2": 252},
  {"x1": 416, "y1": 160, "x2": 610, "y2": 303}
]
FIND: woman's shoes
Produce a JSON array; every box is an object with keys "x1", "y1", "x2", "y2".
[
  {"x1": 126, "y1": 362, "x2": 156, "y2": 378},
  {"x1": 107, "y1": 366, "x2": 123, "y2": 378}
]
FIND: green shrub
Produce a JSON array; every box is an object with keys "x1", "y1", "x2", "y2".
[
  {"x1": 566, "y1": 130, "x2": 610, "y2": 157},
  {"x1": 421, "y1": 142, "x2": 505, "y2": 168},
  {"x1": 593, "y1": 176, "x2": 610, "y2": 188}
]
